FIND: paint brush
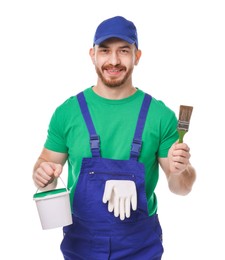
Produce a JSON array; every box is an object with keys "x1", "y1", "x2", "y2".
[{"x1": 177, "y1": 105, "x2": 193, "y2": 143}]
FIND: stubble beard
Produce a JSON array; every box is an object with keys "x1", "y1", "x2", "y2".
[{"x1": 95, "y1": 66, "x2": 133, "y2": 88}]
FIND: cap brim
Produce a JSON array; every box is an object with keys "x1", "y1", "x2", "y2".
[{"x1": 94, "y1": 34, "x2": 135, "y2": 46}]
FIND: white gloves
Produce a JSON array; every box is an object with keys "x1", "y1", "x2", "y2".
[{"x1": 102, "y1": 180, "x2": 137, "y2": 221}]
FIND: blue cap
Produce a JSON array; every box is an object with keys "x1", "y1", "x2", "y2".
[{"x1": 93, "y1": 16, "x2": 138, "y2": 49}]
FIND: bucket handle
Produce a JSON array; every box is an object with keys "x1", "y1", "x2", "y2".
[{"x1": 35, "y1": 176, "x2": 68, "y2": 194}]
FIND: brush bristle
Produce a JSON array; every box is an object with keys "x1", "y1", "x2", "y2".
[
  {"x1": 179, "y1": 105, "x2": 193, "y2": 123},
  {"x1": 178, "y1": 105, "x2": 193, "y2": 131}
]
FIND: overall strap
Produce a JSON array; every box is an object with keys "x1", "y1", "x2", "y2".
[
  {"x1": 77, "y1": 92, "x2": 100, "y2": 157},
  {"x1": 130, "y1": 93, "x2": 152, "y2": 160}
]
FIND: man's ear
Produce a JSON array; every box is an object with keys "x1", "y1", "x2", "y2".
[
  {"x1": 89, "y1": 47, "x2": 95, "y2": 65},
  {"x1": 134, "y1": 49, "x2": 142, "y2": 65}
]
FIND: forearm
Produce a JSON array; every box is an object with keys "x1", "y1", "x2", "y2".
[{"x1": 168, "y1": 164, "x2": 196, "y2": 196}]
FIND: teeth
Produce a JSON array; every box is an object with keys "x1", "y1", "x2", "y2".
[{"x1": 109, "y1": 69, "x2": 119, "y2": 72}]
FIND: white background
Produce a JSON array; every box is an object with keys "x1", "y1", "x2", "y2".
[{"x1": 0, "y1": 0, "x2": 224, "y2": 259}]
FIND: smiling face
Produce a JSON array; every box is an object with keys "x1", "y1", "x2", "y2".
[{"x1": 90, "y1": 38, "x2": 141, "y2": 89}]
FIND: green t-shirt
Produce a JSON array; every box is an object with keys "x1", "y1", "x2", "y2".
[{"x1": 44, "y1": 87, "x2": 178, "y2": 215}]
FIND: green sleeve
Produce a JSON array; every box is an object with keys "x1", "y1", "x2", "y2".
[{"x1": 44, "y1": 107, "x2": 68, "y2": 153}]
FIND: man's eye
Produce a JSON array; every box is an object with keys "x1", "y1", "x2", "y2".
[
  {"x1": 100, "y1": 49, "x2": 109, "y2": 53},
  {"x1": 120, "y1": 49, "x2": 129, "y2": 54}
]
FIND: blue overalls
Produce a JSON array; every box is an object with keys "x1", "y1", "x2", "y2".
[{"x1": 60, "y1": 92, "x2": 164, "y2": 260}]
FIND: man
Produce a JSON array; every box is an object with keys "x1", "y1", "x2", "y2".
[{"x1": 33, "y1": 16, "x2": 196, "y2": 260}]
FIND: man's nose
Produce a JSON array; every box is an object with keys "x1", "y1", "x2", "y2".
[{"x1": 108, "y1": 52, "x2": 121, "y2": 66}]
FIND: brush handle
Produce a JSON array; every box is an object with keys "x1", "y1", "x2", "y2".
[{"x1": 178, "y1": 130, "x2": 186, "y2": 143}]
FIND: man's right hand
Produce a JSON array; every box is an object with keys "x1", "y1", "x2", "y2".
[{"x1": 33, "y1": 161, "x2": 63, "y2": 188}]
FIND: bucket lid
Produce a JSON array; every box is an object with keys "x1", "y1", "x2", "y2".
[{"x1": 33, "y1": 188, "x2": 67, "y2": 199}]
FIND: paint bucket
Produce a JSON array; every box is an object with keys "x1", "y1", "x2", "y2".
[{"x1": 33, "y1": 178, "x2": 72, "y2": 230}]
